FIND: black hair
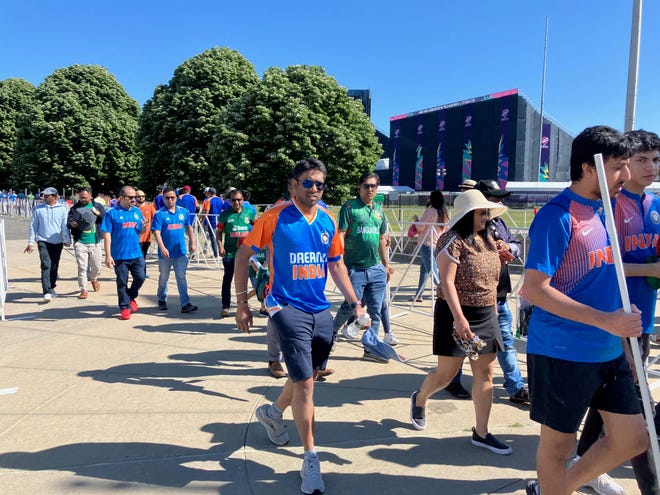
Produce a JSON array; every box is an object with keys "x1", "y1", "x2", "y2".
[
  {"x1": 451, "y1": 210, "x2": 496, "y2": 250},
  {"x1": 570, "y1": 126, "x2": 632, "y2": 181},
  {"x1": 291, "y1": 157, "x2": 327, "y2": 180},
  {"x1": 624, "y1": 129, "x2": 660, "y2": 154},
  {"x1": 118, "y1": 185, "x2": 135, "y2": 197},
  {"x1": 359, "y1": 172, "x2": 380, "y2": 185},
  {"x1": 427, "y1": 190, "x2": 448, "y2": 222},
  {"x1": 162, "y1": 187, "x2": 176, "y2": 195},
  {"x1": 77, "y1": 186, "x2": 92, "y2": 195}
]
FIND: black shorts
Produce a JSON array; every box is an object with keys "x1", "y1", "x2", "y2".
[
  {"x1": 270, "y1": 305, "x2": 334, "y2": 382},
  {"x1": 528, "y1": 353, "x2": 641, "y2": 434}
]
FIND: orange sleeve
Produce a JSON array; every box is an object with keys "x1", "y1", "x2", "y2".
[
  {"x1": 245, "y1": 205, "x2": 280, "y2": 251},
  {"x1": 326, "y1": 212, "x2": 344, "y2": 260}
]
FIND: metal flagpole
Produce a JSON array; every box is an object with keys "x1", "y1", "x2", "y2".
[
  {"x1": 594, "y1": 153, "x2": 660, "y2": 481},
  {"x1": 624, "y1": 0, "x2": 642, "y2": 132},
  {"x1": 536, "y1": 16, "x2": 549, "y2": 181}
]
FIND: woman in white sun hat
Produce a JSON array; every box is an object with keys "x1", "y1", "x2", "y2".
[{"x1": 409, "y1": 189, "x2": 513, "y2": 455}]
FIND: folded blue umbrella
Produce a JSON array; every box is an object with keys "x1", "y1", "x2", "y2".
[{"x1": 361, "y1": 327, "x2": 406, "y2": 362}]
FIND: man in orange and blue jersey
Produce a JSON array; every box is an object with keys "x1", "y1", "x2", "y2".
[{"x1": 234, "y1": 158, "x2": 365, "y2": 495}]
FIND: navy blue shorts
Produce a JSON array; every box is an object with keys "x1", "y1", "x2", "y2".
[
  {"x1": 528, "y1": 353, "x2": 641, "y2": 434},
  {"x1": 270, "y1": 305, "x2": 334, "y2": 382}
]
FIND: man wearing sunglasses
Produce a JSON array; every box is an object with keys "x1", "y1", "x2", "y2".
[
  {"x1": 234, "y1": 158, "x2": 366, "y2": 495},
  {"x1": 217, "y1": 189, "x2": 255, "y2": 318},
  {"x1": 25, "y1": 187, "x2": 71, "y2": 303},
  {"x1": 332, "y1": 172, "x2": 395, "y2": 360},
  {"x1": 100, "y1": 186, "x2": 147, "y2": 320}
]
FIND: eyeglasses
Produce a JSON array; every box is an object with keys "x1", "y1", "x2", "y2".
[
  {"x1": 124, "y1": 195, "x2": 136, "y2": 200},
  {"x1": 301, "y1": 179, "x2": 325, "y2": 190},
  {"x1": 136, "y1": 195, "x2": 145, "y2": 198},
  {"x1": 231, "y1": 198, "x2": 243, "y2": 202},
  {"x1": 476, "y1": 209, "x2": 491, "y2": 216},
  {"x1": 361, "y1": 183, "x2": 378, "y2": 190},
  {"x1": 163, "y1": 196, "x2": 177, "y2": 200}
]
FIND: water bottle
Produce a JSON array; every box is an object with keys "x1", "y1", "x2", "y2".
[{"x1": 342, "y1": 313, "x2": 371, "y2": 339}]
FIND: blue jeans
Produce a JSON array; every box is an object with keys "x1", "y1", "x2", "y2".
[
  {"x1": 157, "y1": 256, "x2": 190, "y2": 307},
  {"x1": 496, "y1": 300, "x2": 525, "y2": 395},
  {"x1": 334, "y1": 264, "x2": 387, "y2": 335},
  {"x1": 415, "y1": 244, "x2": 439, "y2": 297},
  {"x1": 113, "y1": 257, "x2": 146, "y2": 309}
]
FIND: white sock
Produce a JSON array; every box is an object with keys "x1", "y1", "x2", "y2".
[
  {"x1": 270, "y1": 403, "x2": 283, "y2": 418},
  {"x1": 304, "y1": 449, "x2": 317, "y2": 458}
]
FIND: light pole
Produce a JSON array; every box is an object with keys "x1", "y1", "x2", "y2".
[{"x1": 624, "y1": 0, "x2": 642, "y2": 132}]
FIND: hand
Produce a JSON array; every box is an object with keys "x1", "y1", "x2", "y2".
[
  {"x1": 384, "y1": 264, "x2": 394, "y2": 281},
  {"x1": 453, "y1": 317, "x2": 474, "y2": 341},
  {"x1": 353, "y1": 306, "x2": 371, "y2": 328},
  {"x1": 235, "y1": 304, "x2": 253, "y2": 333},
  {"x1": 64, "y1": 242, "x2": 71, "y2": 248},
  {"x1": 600, "y1": 306, "x2": 642, "y2": 338},
  {"x1": 24, "y1": 244, "x2": 33, "y2": 254},
  {"x1": 218, "y1": 247, "x2": 226, "y2": 258},
  {"x1": 70, "y1": 221, "x2": 79, "y2": 228},
  {"x1": 161, "y1": 248, "x2": 170, "y2": 259},
  {"x1": 105, "y1": 255, "x2": 115, "y2": 268},
  {"x1": 189, "y1": 243, "x2": 197, "y2": 254}
]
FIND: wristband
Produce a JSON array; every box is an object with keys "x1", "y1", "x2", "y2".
[
  {"x1": 349, "y1": 301, "x2": 360, "y2": 309},
  {"x1": 237, "y1": 301, "x2": 249, "y2": 304},
  {"x1": 236, "y1": 290, "x2": 248, "y2": 295}
]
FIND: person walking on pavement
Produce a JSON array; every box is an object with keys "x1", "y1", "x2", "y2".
[
  {"x1": 135, "y1": 189, "x2": 156, "y2": 264},
  {"x1": 217, "y1": 189, "x2": 255, "y2": 318},
  {"x1": 333, "y1": 172, "x2": 397, "y2": 360},
  {"x1": 152, "y1": 187, "x2": 198, "y2": 314},
  {"x1": 200, "y1": 187, "x2": 223, "y2": 258},
  {"x1": 25, "y1": 187, "x2": 71, "y2": 303},
  {"x1": 475, "y1": 180, "x2": 530, "y2": 405},
  {"x1": 234, "y1": 158, "x2": 367, "y2": 495},
  {"x1": 67, "y1": 187, "x2": 105, "y2": 300},
  {"x1": 100, "y1": 186, "x2": 147, "y2": 321}
]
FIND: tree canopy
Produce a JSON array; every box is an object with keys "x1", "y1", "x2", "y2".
[
  {"x1": 209, "y1": 65, "x2": 382, "y2": 204},
  {"x1": 12, "y1": 65, "x2": 140, "y2": 194},
  {"x1": 0, "y1": 78, "x2": 35, "y2": 190},
  {"x1": 137, "y1": 47, "x2": 259, "y2": 196}
]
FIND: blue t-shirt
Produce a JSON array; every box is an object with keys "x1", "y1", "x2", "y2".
[
  {"x1": 152, "y1": 206, "x2": 191, "y2": 259},
  {"x1": 244, "y1": 200, "x2": 343, "y2": 313},
  {"x1": 525, "y1": 188, "x2": 622, "y2": 363},
  {"x1": 176, "y1": 193, "x2": 198, "y2": 224},
  {"x1": 100, "y1": 205, "x2": 144, "y2": 260},
  {"x1": 207, "y1": 196, "x2": 224, "y2": 228},
  {"x1": 615, "y1": 188, "x2": 660, "y2": 334}
]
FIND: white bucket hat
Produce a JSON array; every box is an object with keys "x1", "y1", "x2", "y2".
[{"x1": 449, "y1": 189, "x2": 508, "y2": 229}]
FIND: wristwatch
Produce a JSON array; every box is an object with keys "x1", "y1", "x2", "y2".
[{"x1": 349, "y1": 301, "x2": 359, "y2": 309}]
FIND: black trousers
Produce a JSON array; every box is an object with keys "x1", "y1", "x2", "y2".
[{"x1": 37, "y1": 241, "x2": 63, "y2": 294}]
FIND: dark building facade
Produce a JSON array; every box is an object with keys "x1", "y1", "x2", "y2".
[{"x1": 388, "y1": 89, "x2": 573, "y2": 191}]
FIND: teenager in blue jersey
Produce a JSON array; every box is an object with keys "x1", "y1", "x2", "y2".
[
  {"x1": 523, "y1": 126, "x2": 648, "y2": 495},
  {"x1": 573, "y1": 129, "x2": 660, "y2": 495},
  {"x1": 101, "y1": 186, "x2": 147, "y2": 321},
  {"x1": 233, "y1": 158, "x2": 366, "y2": 495}
]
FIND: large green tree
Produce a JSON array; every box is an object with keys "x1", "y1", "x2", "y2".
[
  {"x1": 0, "y1": 78, "x2": 35, "y2": 189},
  {"x1": 137, "y1": 47, "x2": 259, "y2": 195},
  {"x1": 12, "y1": 65, "x2": 140, "y2": 194},
  {"x1": 209, "y1": 65, "x2": 382, "y2": 205}
]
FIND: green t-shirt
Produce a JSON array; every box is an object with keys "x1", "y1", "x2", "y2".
[
  {"x1": 218, "y1": 208, "x2": 255, "y2": 259},
  {"x1": 78, "y1": 202, "x2": 98, "y2": 244},
  {"x1": 338, "y1": 198, "x2": 387, "y2": 269}
]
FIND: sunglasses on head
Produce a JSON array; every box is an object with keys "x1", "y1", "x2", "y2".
[{"x1": 301, "y1": 179, "x2": 325, "y2": 191}]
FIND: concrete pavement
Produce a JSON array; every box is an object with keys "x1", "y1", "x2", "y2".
[{"x1": 0, "y1": 217, "x2": 648, "y2": 494}]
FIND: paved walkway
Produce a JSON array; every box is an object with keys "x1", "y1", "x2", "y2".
[{"x1": 0, "y1": 217, "x2": 649, "y2": 494}]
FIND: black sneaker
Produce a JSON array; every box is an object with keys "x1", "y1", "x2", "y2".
[
  {"x1": 158, "y1": 300, "x2": 168, "y2": 311},
  {"x1": 526, "y1": 480, "x2": 541, "y2": 494},
  {"x1": 410, "y1": 390, "x2": 426, "y2": 430},
  {"x1": 471, "y1": 427, "x2": 512, "y2": 455},
  {"x1": 362, "y1": 350, "x2": 389, "y2": 363},
  {"x1": 510, "y1": 387, "x2": 531, "y2": 404},
  {"x1": 181, "y1": 303, "x2": 198, "y2": 313},
  {"x1": 445, "y1": 381, "x2": 471, "y2": 399}
]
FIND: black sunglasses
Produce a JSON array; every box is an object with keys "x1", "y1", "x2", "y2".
[{"x1": 301, "y1": 179, "x2": 325, "y2": 191}]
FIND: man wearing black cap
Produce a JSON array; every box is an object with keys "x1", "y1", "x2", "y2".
[{"x1": 475, "y1": 180, "x2": 530, "y2": 404}]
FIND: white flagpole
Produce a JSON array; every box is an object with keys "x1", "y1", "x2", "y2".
[{"x1": 594, "y1": 152, "x2": 660, "y2": 480}]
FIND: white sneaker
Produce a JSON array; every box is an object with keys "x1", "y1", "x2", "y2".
[
  {"x1": 255, "y1": 404, "x2": 289, "y2": 446},
  {"x1": 341, "y1": 322, "x2": 359, "y2": 339},
  {"x1": 568, "y1": 455, "x2": 624, "y2": 495},
  {"x1": 384, "y1": 332, "x2": 399, "y2": 345},
  {"x1": 583, "y1": 473, "x2": 625, "y2": 495},
  {"x1": 300, "y1": 453, "x2": 325, "y2": 494},
  {"x1": 43, "y1": 293, "x2": 52, "y2": 303}
]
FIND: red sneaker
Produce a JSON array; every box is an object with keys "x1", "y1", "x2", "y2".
[
  {"x1": 120, "y1": 308, "x2": 131, "y2": 320},
  {"x1": 129, "y1": 299, "x2": 138, "y2": 313}
]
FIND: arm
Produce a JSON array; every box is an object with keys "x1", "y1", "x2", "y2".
[
  {"x1": 25, "y1": 213, "x2": 37, "y2": 253},
  {"x1": 522, "y1": 268, "x2": 642, "y2": 338},
  {"x1": 379, "y1": 234, "x2": 394, "y2": 281},
  {"x1": 234, "y1": 243, "x2": 253, "y2": 332},
  {"x1": 103, "y1": 232, "x2": 114, "y2": 267},
  {"x1": 61, "y1": 209, "x2": 71, "y2": 246},
  {"x1": 328, "y1": 258, "x2": 368, "y2": 322},
  {"x1": 216, "y1": 226, "x2": 226, "y2": 257},
  {"x1": 153, "y1": 230, "x2": 169, "y2": 259},
  {"x1": 623, "y1": 261, "x2": 660, "y2": 278},
  {"x1": 186, "y1": 224, "x2": 196, "y2": 254}
]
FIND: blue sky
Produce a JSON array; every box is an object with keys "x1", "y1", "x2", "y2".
[{"x1": 2, "y1": 1, "x2": 659, "y2": 137}]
